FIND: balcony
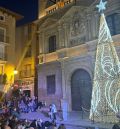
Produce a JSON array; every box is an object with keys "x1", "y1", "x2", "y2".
[
  {"x1": 0, "y1": 34, "x2": 9, "y2": 44},
  {"x1": 38, "y1": 43, "x2": 89, "y2": 64},
  {"x1": 38, "y1": 52, "x2": 58, "y2": 64},
  {"x1": 0, "y1": 52, "x2": 7, "y2": 61},
  {"x1": 19, "y1": 69, "x2": 35, "y2": 78},
  {"x1": 45, "y1": 0, "x2": 74, "y2": 15},
  {"x1": 0, "y1": 74, "x2": 7, "y2": 84}
]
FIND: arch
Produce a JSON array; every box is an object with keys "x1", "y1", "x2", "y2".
[{"x1": 71, "y1": 69, "x2": 92, "y2": 111}]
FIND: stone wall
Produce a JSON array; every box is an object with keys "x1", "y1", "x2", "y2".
[
  {"x1": 37, "y1": 0, "x2": 120, "y2": 111},
  {"x1": 38, "y1": 61, "x2": 62, "y2": 109}
]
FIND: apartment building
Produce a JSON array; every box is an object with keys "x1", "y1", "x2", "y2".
[
  {"x1": 15, "y1": 23, "x2": 37, "y2": 97},
  {"x1": 0, "y1": 7, "x2": 22, "y2": 97}
]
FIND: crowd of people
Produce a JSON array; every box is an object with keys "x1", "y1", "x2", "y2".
[
  {"x1": 0, "y1": 94, "x2": 45, "y2": 116},
  {"x1": 0, "y1": 93, "x2": 67, "y2": 129},
  {"x1": 1, "y1": 93, "x2": 119, "y2": 129},
  {"x1": 0, "y1": 113, "x2": 67, "y2": 129}
]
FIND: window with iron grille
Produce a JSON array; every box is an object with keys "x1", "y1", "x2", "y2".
[
  {"x1": 106, "y1": 13, "x2": 120, "y2": 36},
  {"x1": 0, "y1": 27, "x2": 6, "y2": 42},
  {"x1": 47, "y1": 75, "x2": 56, "y2": 95},
  {"x1": 48, "y1": 35, "x2": 56, "y2": 53}
]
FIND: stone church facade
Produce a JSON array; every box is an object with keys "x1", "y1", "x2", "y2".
[{"x1": 37, "y1": 0, "x2": 120, "y2": 112}]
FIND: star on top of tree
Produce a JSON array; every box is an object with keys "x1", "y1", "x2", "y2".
[{"x1": 96, "y1": 0, "x2": 107, "y2": 13}]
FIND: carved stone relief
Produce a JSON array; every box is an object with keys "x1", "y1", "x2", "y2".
[
  {"x1": 70, "y1": 37, "x2": 85, "y2": 47},
  {"x1": 70, "y1": 11, "x2": 86, "y2": 47}
]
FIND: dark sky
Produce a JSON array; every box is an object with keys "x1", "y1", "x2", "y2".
[{"x1": 0, "y1": 0, "x2": 38, "y2": 26}]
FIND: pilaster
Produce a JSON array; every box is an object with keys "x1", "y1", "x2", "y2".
[
  {"x1": 63, "y1": 23, "x2": 69, "y2": 47},
  {"x1": 86, "y1": 14, "x2": 92, "y2": 41},
  {"x1": 59, "y1": 58, "x2": 66, "y2": 99},
  {"x1": 58, "y1": 25, "x2": 65, "y2": 48},
  {"x1": 39, "y1": 33, "x2": 43, "y2": 54}
]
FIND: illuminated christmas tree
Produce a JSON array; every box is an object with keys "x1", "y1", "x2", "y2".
[{"x1": 90, "y1": 0, "x2": 120, "y2": 123}]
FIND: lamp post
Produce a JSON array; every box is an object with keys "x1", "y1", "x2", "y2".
[{"x1": 14, "y1": 69, "x2": 18, "y2": 75}]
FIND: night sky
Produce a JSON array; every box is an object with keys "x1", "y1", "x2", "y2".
[{"x1": 0, "y1": 0, "x2": 38, "y2": 26}]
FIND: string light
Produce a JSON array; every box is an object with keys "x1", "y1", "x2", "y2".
[{"x1": 90, "y1": 0, "x2": 120, "y2": 123}]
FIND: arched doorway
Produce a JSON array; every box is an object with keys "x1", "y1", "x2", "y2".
[{"x1": 71, "y1": 69, "x2": 92, "y2": 111}]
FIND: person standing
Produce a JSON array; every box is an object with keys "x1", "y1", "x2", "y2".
[
  {"x1": 51, "y1": 104, "x2": 57, "y2": 122},
  {"x1": 49, "y1": 104, "x2": 52, "y2": 120},
  {"x1": 34, "y1": 96, "x2": 38, "y2": 111}
]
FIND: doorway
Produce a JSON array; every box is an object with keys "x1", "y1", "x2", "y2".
[{"x1": 71, "y1": 69, "x2": 92, "y2": 111}]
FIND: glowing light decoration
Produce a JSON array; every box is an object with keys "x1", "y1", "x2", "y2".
[{"x1": 90, "y1": 0, "x2": 120, "y2": 123}]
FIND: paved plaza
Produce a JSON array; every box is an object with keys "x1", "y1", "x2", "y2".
[{"x1": 20, "y1": 109, "x2": 114, "y2": 129}]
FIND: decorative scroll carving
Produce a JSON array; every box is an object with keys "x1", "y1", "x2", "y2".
[
  {"x1": 70, "y1": 11, "x2": 86, "y2": 37},
  {"x1": 70, "y1": 11, "x2": 86, "y2": 46}
]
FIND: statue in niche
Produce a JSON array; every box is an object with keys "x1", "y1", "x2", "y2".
[{"x1": 71, "y1": 11, "x2": 86, "y2": 38}]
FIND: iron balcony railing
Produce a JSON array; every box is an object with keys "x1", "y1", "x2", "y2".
[
  {"x1": 0, "y1": 34, "x2": 9, "y2": 44},
  {"x1": 45, "y1": 0, "x2": 74, "y2": 15},
  {"x1": 0, "y1": 52, "x2": 7, "y2": 61},
  {"x1": 19, "y1": 69, "x2": 35, "y2": 78}
]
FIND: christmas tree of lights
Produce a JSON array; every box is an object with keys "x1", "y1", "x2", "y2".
[{"x1": 90, "y1": 0, "x2": 120, "y2": 123}]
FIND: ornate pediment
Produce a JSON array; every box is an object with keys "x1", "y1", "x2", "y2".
[
  {"x1": 60, "y1": 6, "x2": 87, "y2": 46},
  {"x1": 58, "y1": 6, "x2": 88, "y2": 47},
  {"x1": 59, "y1": 6, "x2": 87, "y2": 21},
  {"x1": 39, "y1": 18, "x2": 58, "y2": 28}
]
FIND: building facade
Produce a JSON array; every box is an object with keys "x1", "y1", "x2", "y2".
[
  {"x1": 0, "y1": 7, "x2": 22, "y2": 96},
  {"x1": 15, "y1": 23, "x2": 37, "y2": 97},
  {"x1": 37, "y1": 0, "x2": 120, "y2": 113}
]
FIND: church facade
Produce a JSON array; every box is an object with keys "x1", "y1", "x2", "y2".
[{"x1": 37, "y1": 0, "x2": 120, "y2": 112}]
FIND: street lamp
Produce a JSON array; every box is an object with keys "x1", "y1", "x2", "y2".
[{"x1": 14, "y1": 69, "x2": 18, "y2": 75}]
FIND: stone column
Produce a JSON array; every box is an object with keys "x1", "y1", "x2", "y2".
[
  {"x1": 86, "y1": 14, "x2": 92, "y2": 41},
  {"x1": 92, "y1": 14, "x2": 96, "y2": 39},
  {"x1": 42, "y1": 32, "x2": 45, "y2": 54},
  {"x1": 59, "y1": 58, "x2": 68, "y2": 120},
  {"x1": 61, "y1": 99, "x2": 68, "y2": 120},
  {"x1": 58, "y1": 25, "x2": 65, "y2": 48},
  {"x1": 92, "y1": 12, "x2": 99, "y2": 39},
  {"x1": 95, "y1": 13, "x2": 99, "y2": 39},
  {"x1": 38, "y1": 32, "x2": 45, "y2": 63},
  {"x1": 63, "y1": 23, "x2": 68, "y2": 47},
  {"x1": 60, "y1": 59, "x2": 66, "y2": 99},
  {"x1": 39, "y1": 33, "x2": 43, "y2": 54}
]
